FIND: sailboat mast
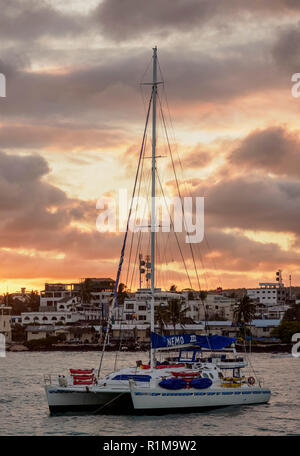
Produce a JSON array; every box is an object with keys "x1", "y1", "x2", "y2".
[{"x1": 150, "y1": 46, "x2": 157, "y2": 368}]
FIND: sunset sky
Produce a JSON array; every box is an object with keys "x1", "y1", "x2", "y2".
[{"x1": 1, "y1": 0, "x2": 300, "y2": 293}]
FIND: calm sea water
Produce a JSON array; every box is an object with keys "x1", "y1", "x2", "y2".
[{"x1": 0, "y1": 351, "x2": 299, "y2": 436}]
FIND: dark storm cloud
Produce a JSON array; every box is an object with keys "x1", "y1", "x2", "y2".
[
  {"x1": 0, "y1": 44, "x2": 286, "y2": 127},
  {"x1": 272, "y1": 22, "x2": 300, "y2": 71},
  {"x1": 0, "y1": 124, "x2": 130, "y2": 150},
  {"x1": 0, "y1": 150, "x2": 66, "y2": 217},
  {"x1": 190, "y1": 175, "x2": 300, "y2": 235},
  {"x1": 0, "y1": 0, "x2": 85, "y2": 41},
  {"x1": 229, "y1": 127, "x2": 300, "y2": 179},
  {"x1": 0, "y1": 49, "x2": 148, "y2": 123},
  {"x1": 1, "y1": 152, "x2": 299, "y2": 280},
  {"x1": 201, "y1": 228, "x2": 300, "y2": 272},
  {"x1": 1, "y1": 0, "x2": 300, "y2": 45},
  {"x1": 94, "y1": 0, "x2": 300, "y2": 41},
  {"x1": 0, "y1": 150, "x2": 125, "y2": 260}
]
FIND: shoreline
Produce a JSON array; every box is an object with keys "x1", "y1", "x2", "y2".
[{"x1": 7, "y1": 343, "x2": 293, "y2": 353}]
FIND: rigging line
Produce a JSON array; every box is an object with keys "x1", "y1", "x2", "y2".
[
  {"x1": 204, "y1": 234, "x2": 223, "y2": 289},
  {"x1": 129, "y1": 163, "x2": 152, "y2": 291},
  {"x1": 129, "y1": 219, "x2": 144, "y2": 291},
  {"x1": 156, "y1": 168, "x2": 193, "y2": 290},
  {"x1": 162, "y1": 84, "x2": 221, "y2": 288},
  {"x1": 139, "y1": 55, "x2": 154, "y2": 114},
  {"x1": 125, "y1": 131, "x2": 148, "y2": 286},
  {"x1": 125, "y1": 108, "x2": 152, "y2": 289},
  {"x1": 157, "y1": 93, "x2": 202, "y2": 293},
  {"x1": 157, "y1": 88, "x2": 209, "y2": 289},
  {"x1": 115, "y1": 123, "x2": 153, "y2": 372},
  {"x1": 158, "y1": 61, "x2": 218, "y2": 290},
  {"x1": 157, "y1": 93, "x2": 211, "y2": 347},
  {"x1": 158, "y1": 204, "x2": 171, "y2": 291},
  {"x1": 98, "y1": 90, "x2": 153, "y2": 378}
]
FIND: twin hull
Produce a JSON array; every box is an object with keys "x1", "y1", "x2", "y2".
[{"x1": 45, "y1": 384, "x2": 271, "y2": 414}]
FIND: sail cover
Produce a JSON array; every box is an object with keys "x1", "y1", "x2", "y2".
[{"x1": 151, "y1": 332, "x2": 237, "y2": 350}]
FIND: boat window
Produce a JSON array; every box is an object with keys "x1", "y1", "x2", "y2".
[{"x1": 202, "y1": 373, "x2": 209, "y2": 378}]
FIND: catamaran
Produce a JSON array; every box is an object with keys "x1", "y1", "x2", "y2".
[{"x1": 44, "y1": 47, "x2": 271, "y2": 414}]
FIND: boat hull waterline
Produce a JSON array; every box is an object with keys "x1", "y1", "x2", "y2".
[{"x1": 45, "y1": 384, "x2": 271, "y2": 414}]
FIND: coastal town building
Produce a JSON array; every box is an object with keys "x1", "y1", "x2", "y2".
[
  {"x1": 114, "y1": 288, "x2": 181, "y2": 322},
  {"x1": 9, "y1": 288, "x2": 31, "y2": 303},
  {"x1": 204, "y1": 294, "x2": 236, "y2": 320},
  {"x1": 21, "y1": 311, "x2": 83, "y2": 325},
  {"x1": 10, "y1": 316, "x2": 22, "y2": 325},
  {"x1": 202, "y1": 321, "x2": 238, "y2": 338},
  {"x1": 39, "y1": 278, "x2": 114, "y2": 317},
  {"x1": 112, "y1": 288, "x2": 237, "y2": 324},
  {"x1": 0, "y1": 306, "x2": 12, "y2": 343},
  {"x1": 25, "y1": 325, "x2": 98, "y2": 343},
  {"x1": 248, "y1": 319, "x2": 281, "y2": 338},
  {"x1": 110, "y1": 324, "x2": 150, "y2": 344},
  {"x1": 39, "y1": 282, "x2": 81, "y2": 310},
  {"x1": 13, "y1": 270, "x2": 289, "y2": 347},
  {"x1": 247, "y1": 270, "x2": 288, "y2": 306}
]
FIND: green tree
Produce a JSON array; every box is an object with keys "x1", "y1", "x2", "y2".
[
  {"x1": 79, "y1": 278, "x2": 92, "y2": 304},
  {"x1": 199, "y1": 290, "x2": 208, "y2": 321},
  {"x1": 199, "y1": 290, "x2": 208, "y2": 302},
  {"x1": 11, "y1": 323, "x2": 26, "y2": 342},
  {"x1": 164, "y1": 298, "x2": 191, "y2": 334},
  {"x1": 154, "y1": 303, "x2": 168, "y2": 335},
  {"x1": 9, "y1": 297, "x2": 27, "y2": 316},
  {"x1": 271, "y1": 320, "x2": 300, "y2": 343},
  {"x1": 117, "y1": 283, "x2": 128, "y2": 306},
  {"x1": 25, "y1": 290, "x2": 40, "y2": 312},
  {"x1": 283, "y1": 304, "x2": 300, "y2": 321},
  {"x1": 233, "y1": 295, "x2": 256, "y2": 337}
]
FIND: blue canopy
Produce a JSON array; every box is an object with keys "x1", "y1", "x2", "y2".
[{"x1": 151, "y1": 332, "x2": 237, "y2": 350}]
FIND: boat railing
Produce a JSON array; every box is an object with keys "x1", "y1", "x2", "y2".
[
  {"x1": 257, "y1": 377, "x2": 264, "y2": 387},
  {"x1": 43, "y1": 373, "x2": 69, "y2": 387},
  {"x1": 43, "y1": 374, "x2": 52, "y2": 384}
]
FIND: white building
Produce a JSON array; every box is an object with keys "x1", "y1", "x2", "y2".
[
  {"x1": 21, "y1": 311, "x2": 83, "y2": 326},
  {"x1": 112, "y1": 288, "x2": 237, "y2": 324},
  {"x1": 204, "y1": 294, "x2": 236, "y2": 320},
  {"x1": 254, "y1": 304, "x2": 289, "y2": 320},
  {"x1": 40, "y1": 282, "x2": 80, "y2": 310},
  {"x1": 117, "y1": 288, "x2": 187, "y2": 323},
  {"x1": 247, "y1": 284, "x2": 287, "y2": 306},
  {"x1": 39, "y1": 280, "x2": 114, "y2": 318},
  {"x1": 247, "y1": 270, "x2": 288, "y2": 307},
  {"x1": 200, "y1": 321, "x2": 238, "y2": 338}
]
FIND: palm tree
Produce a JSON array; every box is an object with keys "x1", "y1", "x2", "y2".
[
  {"x1": 155, "y1": 303, "x2": 169, "y2": 335},
  {"x1": 233, "y1": 295, "x2": 256, "y2": 337},
  {"x1": 164, "y1": 298, "x2": 191, "y2": 335},
  {"x1": 79, "y1": 279, "x2": 92, "y2": 305},
  {"x1": 117, "y1": 283, "x2": 128, "y2": 306},
  {"x1": 25, "y1": 290, "x2": 40, "y2": 312},
  {"x1": 199, "y1": 290, "x2": 208, "y2": 322}
]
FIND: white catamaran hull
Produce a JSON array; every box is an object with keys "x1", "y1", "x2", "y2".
[
  {"x1": 44, "y1": 385, "x2": 132, "y2": 413},
  {"x1": 45, "y1": 383, "x2": 271, "y2": 414},
  {"x1": 130, "y1": 386, "x2": 271, "y2": 411}
]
